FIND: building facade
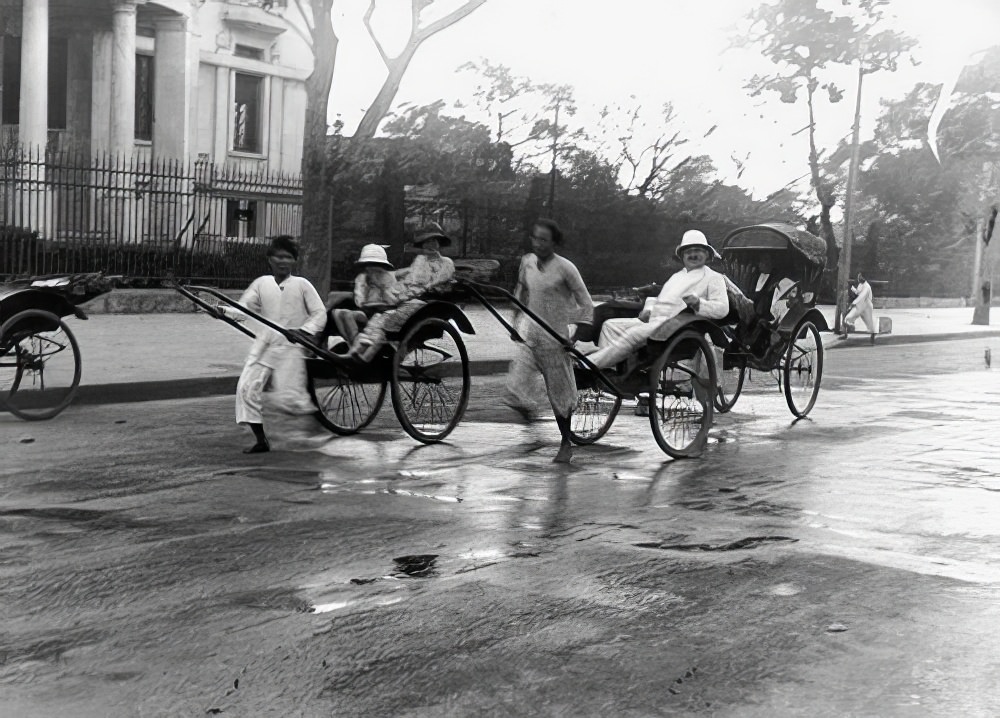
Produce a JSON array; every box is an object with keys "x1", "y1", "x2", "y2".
[
  {"x1": 0, "y1": 0, "x2": 312, "y2": 275},
  {"x1": 0, "y1": 0, "x2": 310, "y2": 171}
]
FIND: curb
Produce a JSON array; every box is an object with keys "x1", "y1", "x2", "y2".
[
  {"x1": 71, "y1": 359, "x2": 513, "y2": 406},
  {"x1": 46, "y1": 330, "x2": 1000, "y2": 408},
  {"x1": 827, "y1": 329, "x2": 1000, "y2": 349}
]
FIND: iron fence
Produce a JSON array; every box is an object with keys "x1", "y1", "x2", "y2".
[{"x1": 0, "y1": 148, "x2": 302, "y2": 287}]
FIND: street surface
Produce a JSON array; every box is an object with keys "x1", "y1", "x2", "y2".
[{"x1": 2, "y1": 338, "x2": 999, "y2": 717}]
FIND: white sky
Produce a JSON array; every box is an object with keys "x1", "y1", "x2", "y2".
[{"x1": 325, "y1": 0, "x2": 1000, "y2": 198}]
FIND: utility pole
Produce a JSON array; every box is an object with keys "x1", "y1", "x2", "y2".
[
  {"x1": 972, "y1": 216, "x2": 987, "y2": 323},
  {"x1": 547, "y1": 97, "x2": 560, "y2": 217},
  {"x1": 836, "y1": 61, "x2": 865, "y2": 333}
]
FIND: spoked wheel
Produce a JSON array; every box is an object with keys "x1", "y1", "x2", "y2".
[
  {"x1": 308, "y1": 371, "x2": 387, "y2": 435},
  {"x1": 569, "y1": 387, "x2": 622, "y2": 445},
  {"x1": 782, "y1": 320, "x2": 823, "y2": 418},
  {"x1": 391, "y1": 317, "x2": 470, "y2": 443},
  {"x1": 0, "y1": 310, "x2": 82, "y2": 421},
  {"x1": 713, "y1": 338, "x2": 746, "y2": 414},
  {"x1": 648, "y1": 330, "x2": 716, "y2": 459}
]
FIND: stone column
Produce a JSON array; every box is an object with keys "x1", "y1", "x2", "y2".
[
  {"x1": 213, "y1": 65, "x2": 230, "y2": 164},
  {"x1": 17, "y1": 0, "x2": 50, "y2": 236},
  {"x1": 90, "y1": 31, "x2": 113, "y2": 155},
  {"x1": 19, "y1": 0, "x2": 48, "y2": 153},
  {"x1": 153, "y1": 16, "x2": 192, "y2": 160},
  {"x1": 109, "y1": 0, "x2": 138, "y2": 156}
]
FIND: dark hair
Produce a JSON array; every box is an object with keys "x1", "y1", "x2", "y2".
[
  {"x1": 534, "y1": 218, "x2": 564, "y2": 245},
  {"x1": 267, "y1": 235, "x2": 299, "y2": 259}
]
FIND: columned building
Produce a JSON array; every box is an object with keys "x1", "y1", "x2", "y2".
[{"x1": 0, "y1": 0, "x2": 310, "y2": 174}]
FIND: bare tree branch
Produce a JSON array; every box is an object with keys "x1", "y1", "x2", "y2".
[
  {"x1": 294, "y1": 0, "x2": 314, "y2": 33},
  {"x1": 284, "y1": 0, "x2": 314, "y2": 50},
  {"x1": 414, "y1": 0, "x2": 488, "y2": 42},
  {"x1": 363, "y1": 0, "x2": 391, "y2": 66},
  {"x1": 354, "y1": 0, "x2": 488, "y2": 140}
]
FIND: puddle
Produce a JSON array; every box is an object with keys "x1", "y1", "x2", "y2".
[
  {"x1": 768, "y1": 582, "x2": 802, "y2": 596},
  {"x1": 393, "y1": 554, "x2": 438, "y2": 577},
  {"x1": 217, "y1": 467, "x2": 320, "y2": 485},
  {"x1": 311, "y1": 600, "x2": 353, "y2": 614},
  {"x1": 380, "y1": 488, "x2": 461, "y2": 503},
  {"x1": 635, "y1": 536, "x2": 798, "y2": 551},
  {"x1": 349, "y1": 554, "x2": 440, "y2": 584}
]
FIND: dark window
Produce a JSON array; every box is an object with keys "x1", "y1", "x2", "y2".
[
  {"x1": 1, "y1": 37, "x2": 69, "y2": 129},
  {"x1": 135, "y1": 54, "x2": 154, "y2": 141},
  {"x1": 2, "y1": 38, "x2": 20, "y2": 125},
  {"x1": 232, "y1": 73, "x2": 263, "y2": 153},
  {"x1": 234, "y1": 44, "x2": 264, "y2": 60},
  {"x1": 226, "y1": 199, "x2": 258, "y2": 238}
]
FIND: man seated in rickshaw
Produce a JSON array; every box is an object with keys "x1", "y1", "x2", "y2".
[
  {"x1": 732, "y1": 251, "x2": 801, "y2": 356},
  {"x1": 585, "y1": 230, "x2": 729, "y2": 369},
  {"x1": 344, "y1": 223, "x2": 456, "y2": 363}
]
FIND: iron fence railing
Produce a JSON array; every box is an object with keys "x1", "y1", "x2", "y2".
[{"x1": 0, "y1": 148, "x2": 302, "y2": 288}]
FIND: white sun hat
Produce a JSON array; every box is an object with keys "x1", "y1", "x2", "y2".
[
  {"x1": 675, "y1": 229, "x2": 721, "y2": 260},
  {"x1": 355, "y1": 244, "x2": 394, "y2": 269}
]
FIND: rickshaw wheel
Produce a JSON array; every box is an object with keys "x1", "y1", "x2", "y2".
[
  {"x1": 0, "y1": 309, "x2": 82, "y2": 421},
  {"x1": 648, "y1": 329, "x2": 715, "y2": 459},
  {"x1": 569, "y1": 387, "x2": 622, "y2": 445},
  {"x1": 391, "y1": 317, "x2": 470, "y2": 444},
  {"x1": 782, "y1": 319, "x2": 823, "y2": 418},
  {"x1": 713, "y1": 342, "x2": 746, "y2": 414},
  {"x1": 308, "y1": 374, "x2": 387, "y2": 435}
]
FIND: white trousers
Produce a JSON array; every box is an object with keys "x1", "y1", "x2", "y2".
[
  {"x1": 845, "y1": 303, "x2": 876, "y2": 333},
  {"x1": 587, "y1": 317, "x2": 665, "y2": 369},
  {"x1": 504, "y1": 341, "x2": 577, "y2": 418},
  {"x1": 235, "y1": 346, "x2": 313, "y2": 425}
]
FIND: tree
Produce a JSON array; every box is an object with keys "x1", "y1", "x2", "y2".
[
  {"x1": 737, "y1": 0, "x2": 915, "y2": 288},
  {"x1": 278, "y1": 0, "x2": 488, "y2": 294},
  {"x1": 854, "y1": 70, "x2": 1000, "y2": 298}
]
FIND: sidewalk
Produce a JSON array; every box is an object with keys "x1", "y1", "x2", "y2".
[{"x1": 64, "y1": 301, "x2": 1000, "y2": 405}]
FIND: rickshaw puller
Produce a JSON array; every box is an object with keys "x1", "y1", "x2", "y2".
[
  {"x1": 503, "y1": 219, "x2": 593, "y2": 464},
  {"x1": 233, "y1": 236, "x2": 327, "y2": 453}
]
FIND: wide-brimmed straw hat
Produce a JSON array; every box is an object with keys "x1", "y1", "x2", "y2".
[
  {"x1": 675, "y1": 230, "x2": 721, "y2": 260},
  {"x1": 355, "y1": 244, "x2": 393, "y2": 269},
  {"x1": 413, "y1": 222, "x2": 452, "y2": 248}
]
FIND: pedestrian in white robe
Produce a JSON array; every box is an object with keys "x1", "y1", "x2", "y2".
[
  {"x1": 843, "y1": 272, "x2": 877, "y2": 339},
  {"x1": 587, "y1": 230, "x2": 729, "y2": 369},
  {"x1": 232, "y1": 236, "x2": 326, "y2": 453}
]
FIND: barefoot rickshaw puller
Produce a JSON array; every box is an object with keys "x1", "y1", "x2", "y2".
[
  {"x1": 233, "y1": 236, "x2": 327, "y2": 453},
  {"x1": 503, "y1": 219, "x2": 594, "y2": 464}
]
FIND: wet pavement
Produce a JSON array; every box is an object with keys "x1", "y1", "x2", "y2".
[{"x1": 2, "y1": 339, "x2": 999, "y2": 716}]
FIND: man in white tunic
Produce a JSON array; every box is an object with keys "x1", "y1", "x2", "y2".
[
  {"x1": 504, "y1": 219, "x2": 594, "y2": 463},
  {"x1": 587, "y1": 230, "x2": 729, "y2": 369},
  {"x1": 232, "y1": 236, "x2": 327, "y2": 453},
  {"x1": 843, "y1": 272, "x2": 876, "y2": 341}
]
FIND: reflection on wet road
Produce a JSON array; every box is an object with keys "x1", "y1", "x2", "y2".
[{"x1": 2, "y1": 342, "x2": 999, "y2": 716}]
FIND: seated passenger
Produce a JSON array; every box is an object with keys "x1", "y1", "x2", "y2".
[
  {"x1": 347, "y1": 224, "x2": 456, "y2": 362},
  {"x1": 393, "y1": 222, "x2": 456, "y2": 299},
  {"x1": 586, "y1": 230, "x2": 729, "y2": 369},
  {"x1": 753, "y1": 253, "x2": 796, "y2": 324},
  {"x1": 331, "y1": 244, "x2": 402, "y2": 345}
]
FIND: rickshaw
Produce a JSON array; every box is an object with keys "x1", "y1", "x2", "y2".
[
  {"x1": 0, "y1": 273, "x2": 113, "y2": 420},
  {"x1": 515, "y1": 222, "x2": 830, "y2": 458},
  {"x1": 711, "y1": 222, "x2": 830, "y2": 417},
  {"x1": 458, "y1": 279, "x2": 726, "y2": 460},
  {"x1": 174, "y1": 283, "x2": 475, "y2": 444}
]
